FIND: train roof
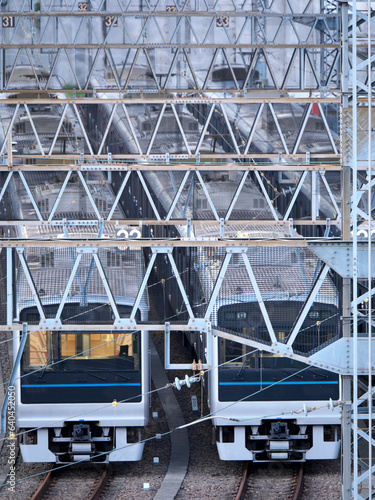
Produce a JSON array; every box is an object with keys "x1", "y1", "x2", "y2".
[
  {"x1": 16, "y1": 243, "x2": 149, "y2": 318},
  {"x1": 195, "y1": 245, "x2": 338, "y2": 307}
]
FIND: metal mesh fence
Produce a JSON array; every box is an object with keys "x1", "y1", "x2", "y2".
[
  {"x1": 0, "y1": 169, "x2": 341, "y2": 233},
  {"x1": 191, "y1": 245, "x2": 341, "y2": 355},
  {"x1": 7, "y1": 242, "x2": 342, "y2": 358},
  {"x1": 16, "y1": 245, "x2": 147, "y2": 324}
]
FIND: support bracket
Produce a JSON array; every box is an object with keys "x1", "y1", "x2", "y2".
[
  {"x1": 188, "y1": 318, "x2": 211, "y2": 333},
  {"x1": 113, "y1": 318, "x2": 137, "y2": 329}
]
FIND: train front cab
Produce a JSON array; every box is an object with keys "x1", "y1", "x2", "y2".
[
  {"x1": 15, "y1": 305, "x2": 149, "y2": 463},
  {"x1": 211, "y1": 337, "x2": 341, "y2": 462}
]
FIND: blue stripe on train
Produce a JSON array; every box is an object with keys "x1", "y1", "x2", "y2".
[
  {"x1": 219, "y1": 381, "x2": 339, "y2": 386},
  {"x1": 23, "y1": 383, "x2": 141, "y2": 388}
]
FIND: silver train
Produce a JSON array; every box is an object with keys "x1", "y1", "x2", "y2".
[
  {"x1": 2, "y1": 50, "x2": 341, "y2": 464},
  {"x1": 195, "y1": 242, "x2": 341, "y2": 462},
  {"x1": 138, "y1": 170, "x2": 341, "y2": 462},
  {"x1": 88, "y1": 63, "x2": 340, "y2": 228},
  {"x1": 87, "y1": 65, "x2": 342, "y2": 462},
  {"x1": 2, "y1": 66, "x2": 84, "y2": 156},
  {"x1": 10, "y1": 173, "x2": 150, "y2": 463}
]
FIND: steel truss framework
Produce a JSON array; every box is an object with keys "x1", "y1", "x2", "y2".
[
  {"x1": 0, "y1": 241, "x2": 351, "y2": 373},
  {"x1": 0, "y1": 1, "x2": 372, "y2": 498},
  {"x1": 0, "y1": 98, "x2": 340, "y2": 159},
  {"x1": 0, "y1": 167, "x2": 341, "y2": 225},
  {"x1": 343, "y1": 2, "x2": 375, "y2": 499},
  {"x1": 0, "y1": 5, "x2": 340, "y2": 95}
]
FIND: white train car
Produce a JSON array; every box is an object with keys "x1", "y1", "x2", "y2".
[{"x1": 11, "y1": 173, "x2": 150, "y2": 463}]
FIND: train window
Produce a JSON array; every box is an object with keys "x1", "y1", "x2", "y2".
[
  {"x1": 315, "y1": 121, "x2": 325, "y2": 131},
  {"x1": 142, "y1": 121, "x2": 151, "y2": 132},
  {"x1": 15, "y1": 122, "x2": 26, "y2": 134},
  {"x1": 320, "y1": 310, "x2": 334, "y2": 319},
  {"x1": 40, "y1": 251, "x2": 54, "y2": 267},
  {"x1": 64, "y1": 332, "x2": 139, "y2": 367},
  {"x1": 61, "y1": 333, "x2": 76, "y2": 357},
  {"x1": 224, "y1": 312, "x2": 235, "y2": 321},
  {"x1": 212, "y1": 67, "x2": 247, "y2": 82},
  {"x1": 237, "y1": 312, "x2": 247, "y2": 320},
  {"x1": 188, "y1": 122, "x2": 198, "y2": 131},
  {"x1": 196, "y1": 198, "x2": 208, "y2": 210},
  {"x1": 23, "y1": 331, "x2": 140, "y2": 370},
  {"x1": 37, "y1": 199, "x2": 49, "y2": 213},
  {"x1": 24, "y1": 331, "x2": 48, "y2": 367},
  {"x1": 277, "y1": 331, "x2": 286, "y2": 341},
  {"x1": 107, "y1": 251, "x2": 121, "y2": 267},
  {"x1": 95, "y1": 198, "x2": 107, "y2": 212},
  {"x1": 220, "y1": 339, "x2": 247, "y2": 364},
  {"x1": 253, "y1": 198, "x2": 265, "y2": 209}
]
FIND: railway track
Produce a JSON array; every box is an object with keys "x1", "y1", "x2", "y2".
[
  {"x1": 88, "y1": 465, "x2": 113, "y2": 500},
  {"x1": 31, "y1": 464, "x2": 112, "y2": 500},
  {"x1": 235, "y1": 462, "x2": 304, "y2": 500}
]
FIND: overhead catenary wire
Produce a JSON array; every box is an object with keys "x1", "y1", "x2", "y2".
[
  {"x1": 0, "y1": 116, "x2": 341, "y2": 460},
  {"x1": 0, "y1": 260, "x2": 195, "y2": 370},
  {"x1": 0, "y1": 264, "x2": 340, "y2": 435},
  {"x1": 0, "y1": 333, "x2": 257, "y2": 443},
  {"x1": 0, "y1": 340, "x2": 340, "y2": 446},
  {"x1": 0, "y1": 362, "x2": 340, "y2": 489}
]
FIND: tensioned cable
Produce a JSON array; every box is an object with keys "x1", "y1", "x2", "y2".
[
  {"x1": 0, "y1": 340, "x2": 260, "y2": 443},
  {"x1": 0, "y1": 287, "x2": 209, "y2": 390},
  {"x1": 0, "y1": 362, "x2": 338, "y2": 489}
]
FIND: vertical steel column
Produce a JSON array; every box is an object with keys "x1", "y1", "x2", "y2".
[
  {"x1": 366, "y1": 0, "x2": 373, "y2": 495},
  {"x1": 6, "y1": 247, "x2": 12, "y2": 326},
  {"x1": 342, "y1": 166, "x2": 352, "y2": 498},
  {"x1": 352, "y1": 0, "x2": 359, "y2": 495},
  {"x1": 311, "y1": 171, "x2": 318, "y2": 222},
  {"x1": 341, "y1": 2, "x2": 352, "y2": 497}
]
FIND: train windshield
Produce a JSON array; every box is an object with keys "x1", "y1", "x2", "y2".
[
  {"x1": 219, "y1": 339, "x2": 305, "y2": 370},
  {"x1": 23, "y1": 331, "x2": 140, "y2": 371},
  {"x1": 20, "y1": 330, "x2": 142, "y2": 404},
  {"x1": 217, "y1": 301, "x2": 340, "y2": 353},
  {"x1": 218, "y1": 338, "x2": 339, "y2": 402}
]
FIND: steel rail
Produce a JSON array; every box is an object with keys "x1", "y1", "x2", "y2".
[
  {"x1": 88, "y1": 465, "x2": 112, "y2": 500},
  {"x1": 31, "y1": 465, "x2": 112, "y2": 500},
  {"x1": 234, "y1": 463, "x2": 304, "y2": 500},
  {"x1": 292, "y1": 464, "x2": 305, "y2": 500},
  {"x1": 31, "y1": 467, "x2": 55, "y2": 500},
  {"x1": 234, "y1": 462, "x2": 249, "y2": 500}
]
